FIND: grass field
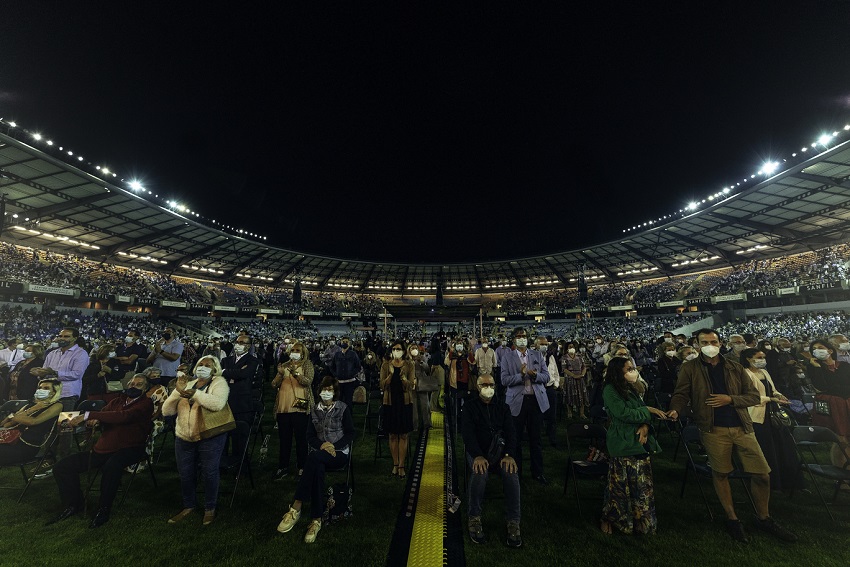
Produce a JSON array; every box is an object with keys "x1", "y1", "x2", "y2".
[{"x1": 1, "y1": 395, "x2": 848, "y2": 567}]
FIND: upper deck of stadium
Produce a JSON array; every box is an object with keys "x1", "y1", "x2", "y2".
[{"x1": 1, "y1": 119, "x2": 850, "y2": 296}]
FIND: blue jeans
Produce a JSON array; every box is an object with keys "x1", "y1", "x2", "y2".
[
  {"x1": 294, "y1": 448, "x2": 349, "y2": 519},
  {"x1": 175, "y1": 434, "x2": 228, "y2": 511},
  {"x1": 466, "y1": 454, "x2": 521, "y2": 523}
]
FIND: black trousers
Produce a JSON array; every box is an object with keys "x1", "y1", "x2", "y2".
[
  {"x1": 513, "y1": 395, "x2": 544, "y2": 478},
  {"x1": 294, "y1": 448, "x2": 348, "y2": 519},
  {"x1": 53, "y1": 446, "x2": 147, "y2": 510},
  {"x1": 543, "y1": 387, "x2": 559, "y2": 443},
  {"x1": 224, "y1": 411, "x2": 255, "y2": 464},
  {"x1": 277, "y1": 412, "x2": 309, "y2": 470}
]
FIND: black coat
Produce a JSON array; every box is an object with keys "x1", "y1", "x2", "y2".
[{"x1": 221, "y1": 353, "x2": 260, "y2": 414}]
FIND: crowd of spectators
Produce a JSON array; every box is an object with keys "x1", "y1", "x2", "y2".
[{"x1": 717, "y1": 311, "x2": 850, "y2": 341}]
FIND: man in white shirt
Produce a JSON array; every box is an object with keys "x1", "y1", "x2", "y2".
[{"x1": 474, "y1": 339, "x2": 497, "y2": 379}]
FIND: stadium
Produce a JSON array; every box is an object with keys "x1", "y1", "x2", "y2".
[{"x1": 1, "y1": 112, "x2": 850, "y2": 567}]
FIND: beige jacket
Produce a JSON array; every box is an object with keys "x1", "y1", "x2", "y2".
[
  {"x1": 162, "y1": 376, "x2": 230, "y2": 442},
  {"x1": 744, "y1": 368, "x2": 783, "y2": 425}
]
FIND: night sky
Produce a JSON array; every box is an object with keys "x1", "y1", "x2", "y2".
[{"x1": 2, "y1": 2, "x2": 850, "y2": 264}]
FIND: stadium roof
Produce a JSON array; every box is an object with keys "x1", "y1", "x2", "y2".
[{"x1": 2, "y1": 121, "x2": 850, "y2": 295}]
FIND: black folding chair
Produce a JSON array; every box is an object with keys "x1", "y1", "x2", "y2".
[
  {"x1": 84, "y1": 433, "x2": 158, "y2": 513},
  {"x1": 73, "y1": 399, "x2": 106, "y2": 451},
  {"x1": 679, "y1": 425, "x2": 755, "y2": 521},
  {"x1": 0, "y1": 399, "x2": 30, "y2": 415},
  {"x1": 564, "y1": 422, "x2": 608, "y2": 519},
  {"x1": 0, "y1": 419, "x2": 59, "y2": 503},
  {"x1": 792, "y1": 425, "x2": 850, "y2": 523},
  {"x1": 362, "y1": 388, "x2": 383, "y2": 436},
  {"x1": 229, "y1": 420, "x2": 255, "y2": 507}
]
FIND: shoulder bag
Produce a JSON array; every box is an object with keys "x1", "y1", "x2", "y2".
[{"x1": 197, "y1": 379, "x2": 237, "y2": 439}]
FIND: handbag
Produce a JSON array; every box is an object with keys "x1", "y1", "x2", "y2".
[
  {"x1": 768, "y1": 401, "x2": 793, "y2": 428},
  {"x1": 289, "y1": 380, "x2": 309, "y2": 411},
  {"x1": 196, "y1": 380, "x2": 236, "y2": 439},
  {"x1": 0, "y1": 428, "x2": 21, "y2": 445},
  {"x1": 486, "y1": 430, "x2": 506, "y2": 467},
  {"x1": 814, "y1": 397, "x2": 831, "y2": 416},
  {"x1": 107, "y1": 381, "x2": 124, "y2": 392}
]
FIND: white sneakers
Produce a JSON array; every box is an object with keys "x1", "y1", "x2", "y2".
[{"x1": 276, "y1": 507, "x2": 321, "y2": 543}]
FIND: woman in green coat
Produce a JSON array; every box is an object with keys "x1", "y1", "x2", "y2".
[{"x1": 600, "y1": 356, "x2": 668, "y2": 535}]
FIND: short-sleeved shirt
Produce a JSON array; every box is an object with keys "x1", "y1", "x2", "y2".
[
  {"x1": 115, "y1": 342, "x2": 148, "y2": 374},
  {"x1": 153, "y1": 340, "x2": 184, "y2": 377}
]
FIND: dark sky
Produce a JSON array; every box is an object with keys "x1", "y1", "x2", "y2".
[{"x1": 2, "y1": 2, "x2": 850, "y2": 263}]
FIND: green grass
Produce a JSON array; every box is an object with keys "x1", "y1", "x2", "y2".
[{"x1": 1, "y1": 399, "x2": 849, "y2": 567}]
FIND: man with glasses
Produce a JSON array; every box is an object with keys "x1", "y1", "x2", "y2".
[
  {"x1": 500, "y1": 328, "x2": 550, "y2": 484},
  {"x1": 462, "y1": 373, "x2": 521, "y2": 547}
]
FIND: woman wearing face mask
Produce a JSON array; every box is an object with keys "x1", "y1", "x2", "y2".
[
  {"x1": 600, "y1": 357, "x2": 666, "y2": 535},
  {"x1": 0, "y1": 379, "x2": 63, "y2": 465},
  {"x1": 409, "y1": 343, "x2": 433, "y2": 430},
  {"x1": 740, "y1": 348, "x2": 803, "y2": 491},
  {"x1": 271, "y1": 342, "x2": 315, "y2": 481},
  {"x1": 656, "y1": 342, "x2": 681, "y2": 394},
  {"x1": 162, "y1": 355, "x2": 231, "y2": 526},
  {"x1": 82, "y1": 344, "x2": 117, "y2": 401},
  {"x1": 560, "y1": 341, "x2": 588, "y2": 420},
  {"x1": 807, "y1": 339, "x2": 850, "y2": 467},
  {"x1": 277, "y1": 377, "x2": 354, "y2": 543},
  {"x1": 8, "y1": 343, "x2": 45, "y2": 402},
  {"x1": 381, "y1": 340, "x2": 414, "y2": 478},
  {"x1": 757, "y1": 339, "x2": 780, "y2": 380},
  {"x1": 676, "y1": 346, "x2": 699, "y2": 364},
  {"x1": 444, "y1": 338, "x2": 475, "y2": 430}
]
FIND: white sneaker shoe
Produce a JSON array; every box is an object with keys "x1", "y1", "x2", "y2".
[
  {"x1": 304, "y1": 519, "x2": 322, "y2": 543},
  {"x1": 277, "y1": 507, "x2": 301, "y2": 533}
]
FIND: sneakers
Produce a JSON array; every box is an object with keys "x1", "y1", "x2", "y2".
[
  {"x1": 755, "y1": 517, "x2": 798, "y2": 542},
  {"x1": 277, "y1": 507, "x2": 301, "y2": 533},
  {"x1": 304, "y1": 519, "x2": 322, "y2": 543},
  {"x1": 468, "y1": 516, "x2": 486, "y2": 544},
  {"x1": 272, "y1": 469, "x2": 289, "y2": 481},
  {"x1": 506, "y1": 520, "x2": 522, "y2": 548},
  {"x1": 725, "y1": 519, "x2": 749, "y2": 543},
  {"x1": 203, "y1": 510, "x2": 215, "y2": 526}
]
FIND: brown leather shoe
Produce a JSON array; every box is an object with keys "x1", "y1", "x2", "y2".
[
  {"x1": 167, "y1": 508, "x2": 194, "y2": 524},
  {"x1": 203, "y1": 510, "x2": 216, "y2": 526}
]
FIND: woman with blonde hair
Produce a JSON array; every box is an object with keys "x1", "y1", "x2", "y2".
[
  {"x1": 0, "y1": 378, "x2": 63, "y2": 465},
  {"x1": 162, "y1": 355, "x2": 231, "y2": 526},
  {"x1": 272, "y1": 341, "x2": 315, "y2": 481}
]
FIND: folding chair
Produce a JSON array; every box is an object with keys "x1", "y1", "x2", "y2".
[
  {"x1": 73, "y1": 399, "x2": 106, "y2": 451},
  {"x1": 792, "y1": 425, "x2": 850, "y2": 523},
  {"x1": 84, "y1": 433, "x2": 158, "y2": 513},
  {"x1": 229, "y1": 420, "x2": 255, "y2": 507},
  {"x1": 0, "y1": 399, "x2": 30, "y2": 415},
  {"x1": 679, "y1": 425, "x2": 755, "y2": 521},
  {"x1": 0, "y1": 420, "x2": 59, "y2": 503},
  {"x1": 564, "y1": 422, "x2": 608, "y2": 519},
  {"x1": 362, "y1": 388, "x2": 383, "y2": 436}
]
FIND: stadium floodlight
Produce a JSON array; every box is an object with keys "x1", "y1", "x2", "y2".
[
  {"x1": 687, "y1": 202, "x2": 698, "y2": 210},
  {"x1": 46, "y1": 140, "x2": 53, "y2": 145},
  {"x1": 723, "y1": 188, "x2": 730, "y2": 193},
  {"x1": 33, "y1": 133, "x2": 42, "y2": 141},
  {"x1": 762, "y1": 161, "x2": 779, "y2": 175},
  {"x1": 77, "y1": 156, "x2": 83, "y2": 161},
  {"x1": 8, "y1": 121, "x2": 16, "y2": 127},
  {"x1": 129, "y1": 180, "x2": 143, "y2": 191},
  {"x1": 67, "y1": 150, "x2": 73, "y2": 156},
  {"x1": 818, "y1": 133, "x2": 833, "y2": 146}
]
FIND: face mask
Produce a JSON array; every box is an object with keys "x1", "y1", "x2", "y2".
[
  {"x1": 125, "y1": 336, "x2": 135, "y2": 344},
  {"x1": 596, "y1": 339, "x2": 603, "y2": 344},
  {"x1": 124, "y1": 387, "x2": 144, "y2": 399},
  {"x1": 676, "y1": 340, "x2": 684, "y2": 344},
  {"x1": 616, "y1": 353, "x2": 629, "y2": 359},
  {"x1": 289, "y1": 352, "x2": 302, "y2": 361},
  {"x1": 636, "y1": 343, "x2": 641, "y2": 347},
  {"x1": 780, "y1": 347, "x2": 791, "y2": 353},
  {"x1": 162, "y1": 333, "x2": 172, "y2": 341},
  {"x1": 840, "y1": 343, "x2": 850, "y2": 352},
  {"x1": 763, "y1": 344, "x2": 772, "y2": 350},
  {"x1": 455, "y1": 345, "x2": 464, "y2": 352},
  {"x1": 515, "y1": 338, "x2": 527, "y2": 348},
  {"x1": 579, "y1": 347, "x2": 586, "y2": 352},
  {"x1": 15, "y1": 343, "x2": 24, "y2": 350},
  {"x1": 539, "y1": 345, "x2": 548, "y2": 353},
  {"x1": 410, "y1": 349, "x2": 419, "y2": 357},
  {"x1": 23, "y1": 351, "x2": 34, "y2": 359},
  {"x1": 194, "y1": 366, "x2": 212, "y2": 379},
  {"x1": 732, "y1": 343, "x2": 746, "y2": 352},
  {"x1": 480, "y1": 386, "x2": 495, "y2": 400},
  {"x1": 685, "y1": 353, "x2": 698, "y2": 361},
  {"x1": 481, "y1": 343, "x2": 488, "y2": 349},
  {"x1": 664, "y1": 337, "x2": 673, "y2": 343},
  {"x1": 319, "y1": 390, "x2": 334, "y2": 402},
  {"x1": 568, "y1": 348, "x2": 576, "y2": 354},
  {"x1": 701, "y1": 345, "x2": 720, "y2": 358},
  {"x1": 752, "y1": 359, "x2": 767, "y2": 369},
  {"x1": 367, "y1": 354, "x2": 373, "y2": 359},
  {"x1": 49, "y1": 342, "x2": 58, "y2": 349},
  {"x1": 108, "y1": 351, "x2": 116, "y2": 358},
  {"x1": 813, "y1": 349, "x2": 830, "y2": 360},
  {"x1": 797, "y1": 372, "x2": 806, "y2": 380},
  {"x1": 194, "y1": 342, "x2": 200, "y2": 348},
  {"x1": 625, "y1": 370, "x2": 639, "y2": 383},
  {"x1": 35, "y1": 389, "x2": 51, "y2": 400},
  {"x1": 392, "y1": 350, "x2": 404, "y2": 359},
  {"x1": 57, "y1": 339, "x2": 71, "y2": 348},
  {"x1": 233, "y1": 344, "x2": 247, "y2": 354},
  {"x1": 665, "y1": 350, "x2": 676, "y2": 357}
]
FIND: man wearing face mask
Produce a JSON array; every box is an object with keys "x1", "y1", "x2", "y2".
[
  {"x1": 500, "y1": 328, "x2": 550, "y2": 484},
  {"x1": 724, "y1": 334, "x2": 747, "y2": 364},
  {"x1": 220, "y1": 335, "x2": 261, "y2": 468},
  {"x1": 32, "y1": 328, "x2": 89, "y2": 412},
  {"x1": 462, "y1": 373, "x2": 521, "y2": 547},
  {"x1": 330, "y1": 337, "x2": 362, "y2": 409},
  {"x1": 48, "y1": 373, "x2": 153, "y2": 529},
  {"x1": 474, "y1": 339, "x2": 497, "y2": 382},
  {"x1": 828, "y1": 334, "x2": 850, "y2": 365},
  {"x1": 114, "y1": 330, "x2": 148, "y2": 379},
  {"x1": 668, "y1": 328, "x2": 797, "y2": 544},
  {"x1": 146, "y1": 327, "x2": 184, "y2": 385},
  {"x1": 773, "y1": 338, "x2": 800, "y2": 396},
  {"x1": 0, "y1": 337, "x2": 26, "y2": 369}
]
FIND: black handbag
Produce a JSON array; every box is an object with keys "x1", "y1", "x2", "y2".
[
  {"x1": 486, "y1": 431, "x2": 506, "y2": 467},
  {"x1": 767, "y1": 402, "x2": 793, "y2": 428}
]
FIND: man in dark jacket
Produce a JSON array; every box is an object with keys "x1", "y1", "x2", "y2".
[
  {"x1": 221, "y1": 334, "x2": 261, "y2": 467},
  {"x1": 47, "y1": 373, "x2": 153, "y2": 529},
  {"x1": 668, "y1": 328, "x2": 796, "y2": 544},
  {"x1": 461, "y1": 373, "x2": 521, "y2": 548},
  {"x1": 330, "y1": 338, "x2": 362, "y2": 409}
]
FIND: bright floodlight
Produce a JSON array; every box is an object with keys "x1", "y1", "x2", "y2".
[
  {"x1": 33, "y1": 133, "x2": 42, "y2": 141},
  {"x1": 818, "y1": 133, "x2": 833, "y2": 146},
  {"x1": 8, "y1": 121, "x2": 16, "y2": 127},
  {"x1": 762, "y1": 161, "x2": 779, "y2": 175},
  {"x1": 688, "y1": 202, "x2": 698, "y2": 210},
  {"x1": 129, "y1": 180, "x2": 143, "y2": 191}
]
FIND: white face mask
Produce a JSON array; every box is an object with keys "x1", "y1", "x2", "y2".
[
  {"x1": 539, "y1": 345, "x2": 548, "y2": 353},
  {"x1": 568, "y1": 348, "x2": 576, "y2": 354},
  {"x1": 233, "y1": 344, "x2": 247, "y2": 354},
  {"x1": 108, "y1": 351, "x2": 116, "y2": 358},
  {"x1": 455, "y1": 345, "x2": 464, "y2": 352},
  {"x1": 596, "y1": 339, "x2": 603, "y2": 344},
  {"x1": 367, "y1": 354, "x2": 373, "y2": 359},
  {"x1": 392, "y1": 350, "x2": 404, "y2": 359},
  {"x1": 752, "y1": 359, "x2": 767, "y2": 369},
  {"x1": 194, "y1": 366, "x2": 212, "y2": 379},
  {"x1": 23, "y1": 351, "x2": 34, "y2": 359},
  {"x1": 319, "y1": 390, "x2": 334, "y2": 402},
  {"x1": 515, "y1": 338, "x2": 527, "y2": 348},
  {"x1": 49, "y1": 342, "x2": 59, "y2": 349},
  {"x1": 410, "y1": 349, "x2": 419, "y2": 357},
  {"x1": 35, "y1": 388, "x2": 51, "y2": 400},
  {"x1": 840, "y1": 342, "x2": 850, "y2": 352},
  {"x1": 780, "y1": 347, "x2": 791, "y2": 353},
  {"x1": 732, "y1": 343, "x2": 747, "y2": 352},
  {"x1": 625, "y1": 370, "x2": 639, "y2": 383},
  {"x1": 579, "y1": 347, "x2": 586, "y2": 352},
  {"x1": 289, "y1": 352, "x2": 302, "y2": 361},
  {"x1": 665, "y1": 350, "x2": 676, "y2": 357},
  {"x1": 15, "y1": 343, "x2": 24, "y2": 350},
  {"x1": 763, "y1": 344, "x2": 772, "y2": 350},
  {"x1": 479, "y1": 386, "x2": 495, "y2": 400},
  {"x1": 664, "y1": 337, "x2": 673, "y2": 343},
  {"x1": 481, "y1": 343, "x2": 488, "y2": 349},
  {"x1": 813, "y1": 349, "x2": 830, "y2": 360},
  {"x1": 701, "y1": 345, "x2": 720, "y2": 358},
  {"x1": 685, "y1": 353, "x2": 698, "y2": 361},
  {"x1": 125, "y1": 336, "x2": 135, "y2": 344}
]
